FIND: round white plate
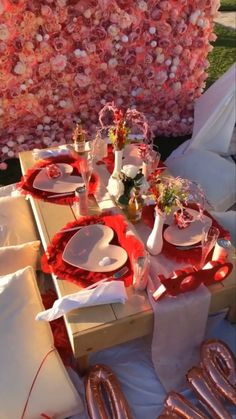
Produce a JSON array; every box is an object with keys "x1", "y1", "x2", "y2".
[
  {"x1": 62, "y1": 224, "x2": 128, "y2": 273},
  {"x1": 163, "y1": 209, "x2": 212, "y2": 246},
  {"x1": 33, "y1": 163, "x2": 83, "y2": 193}
]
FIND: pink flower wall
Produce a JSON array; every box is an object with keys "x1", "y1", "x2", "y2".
[{"x1": 0, "y1": 0, "x2": 219, "y2": 164}]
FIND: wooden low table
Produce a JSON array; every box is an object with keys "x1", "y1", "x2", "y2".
[{"x1": 19, "y1": 149, "x2": 236, "y2": 373}]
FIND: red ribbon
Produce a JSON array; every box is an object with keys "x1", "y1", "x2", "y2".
[
  {"x1": 21, "y1": 348, "x2": 56, "y2": 419},
  {"x1": 17, "y1": 154, "x2": 99, "y2": 205}
]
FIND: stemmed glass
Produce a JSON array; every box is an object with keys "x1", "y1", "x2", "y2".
[
  {"x1": 80, "y1": 157, "x2": 93, "y2": 190},
  {"x1": 146, "y1": 145, "x2": 161, "y2": 174},
  {"x1": 199, "y1": 226, "x2": 220, "y2": 269},
  {"x1": 132, "y1": 250, "x2": 150, "y2": 292}
]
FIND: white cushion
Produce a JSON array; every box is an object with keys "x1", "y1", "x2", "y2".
[
  {"x1": 166, "y1": 148, "x2": 236, "y2": 212},
  {"x1": 210, "y1": 211, "x2": 236, "y2": 247},
  {"x1": 0, "y1": 183, "x2": 18, "y2": 197},
  {"x1": 0, "y1": 241, "x2": 41, "y2": 275},
  {"x1": 0, "y1": 195, "x2": 39, "y2": 246},
  {"x1": 186, "y1": 63, "x2": 236, "y2": 155},
  {"x1": 0, "y1": 266, "x2": 83, "y2": 418}
]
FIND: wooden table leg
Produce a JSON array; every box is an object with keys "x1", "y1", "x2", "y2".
[{"x1": 76, "y1": 355, "x2": 89, "y2": 376}]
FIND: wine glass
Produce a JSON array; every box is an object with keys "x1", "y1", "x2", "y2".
[
  {"x1": 132, "y1": 250, "x2": 150, "y2": 291},
  {"x1": 199, "y1": 225, "x2": 220, "y2": 269},
  {"x1": 80, "y1": 157, "x2": 93, "y2": 190}
]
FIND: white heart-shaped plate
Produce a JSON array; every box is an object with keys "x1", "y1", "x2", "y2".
[
  {"x1": 33, "y1": 163, "x2": 83, "y2": 193},
  {"x1": 62, "y1": 224, "x2": 128, "y2": 272}
]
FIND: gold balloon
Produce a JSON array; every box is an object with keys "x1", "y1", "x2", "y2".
[
  {"x1": 201, "y1": 339, "x2": 236, "y2": 405},
  {"x1": 160, "y1": 391, "x2": 208, "y2": 418},
  {"x1": 187, "y1": 366, "x2": 232, "y2": 419},
  {"x1": 85, "y1": 364, "x2": 133, "y2": 419}
]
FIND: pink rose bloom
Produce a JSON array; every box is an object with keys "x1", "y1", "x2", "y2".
[
  {"x1": 159, "y1": 1, "x2": 171, "y2": 12},
  {"x1": 0, "y1": 24, "x2": 9, "y2": 41},
  {"x1": 156, "y1": 21, "x2": 172, "y2": 36},
  {"x1": 156, "y1": 71, "x2": 168, "y2": 85},
  {"x1": 173, "y1": 45, "x2": 183, "y2": 55},
  {"x1": 150, "y1": 8, "x2": 162, "y2": 20},
  {"x1": 38, "y1": 62, "x2": 51, "y2": 78},
  {"x1": 90, "y1": 26, "x2": 107, "y2": 41},
  {"x1": 74, "y1": 73, "x2": 90, "y2": 87},
  {"x1": 50, "y1": 54, "x2": 67, "y2": 72},
  {"x1": 41, "y1": 5, "x2": 53, "y2": 17},
  {"x1": 52, "y1": 36, "x2": 67, "y2": 52}
]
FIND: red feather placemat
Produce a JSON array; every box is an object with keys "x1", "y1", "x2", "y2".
[
  {"x1": 41, "y1": 212, "x2": 144, "y2": 288},
  {"x1": 17, "y1": 154, "x2": 99, "y2": 205}
]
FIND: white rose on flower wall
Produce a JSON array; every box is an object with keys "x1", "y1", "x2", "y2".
[{"x1": 0, "y1": 0, "x2": 220, "y2": 167}]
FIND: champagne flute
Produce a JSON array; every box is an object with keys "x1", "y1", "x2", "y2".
[
  {"x1": 199, "y1": 225, "x2": 220, "y2": 269},
  {"x1": 132, "y1": 250, "x2": 150, "y2": 291},
  {"x1": 80, "y1": 157, "x2": 93, "y2": 189}
]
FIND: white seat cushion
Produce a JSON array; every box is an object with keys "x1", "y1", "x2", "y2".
[
  {"x1": 186, "y1": 63, "x2": 236, "y2": 155},
  {"x1": 165, "y1": 148, "x2": 236, "y2": 212},
  {"x1": 0, "y1": 183, "x2": 18, "y2": 197},
  {"x1": 0, "y1": 195, "x2": 39, "y2": 246},
  {"x1": 0, "y1": 241, "x2": 41, "y2": 275},
  {"x1": 0, "y1": 266, "x2": 84, "y2": 418}
]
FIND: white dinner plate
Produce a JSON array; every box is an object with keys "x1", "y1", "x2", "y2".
[
  {"x1": 62, "y1": 224, "x2": 128, "y2": 272},
  {"x1": 33, "y1": 163, "x2": 83, "y2": 193},
  {"x1": 163, "y1": 208, "x2": 212, "y2": 246}
]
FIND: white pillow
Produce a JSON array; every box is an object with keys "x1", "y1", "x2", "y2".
[
  {"x1": 0, "y1": 195, "x2": 39, "y2": 246},
  {"x1": 166, "y1": 148, "x2": 236, "y2": 212},
  {"x1": 0, "y1": 183, "x2": 18, "y2": 197},
  {"x1": 186, "y1": 63, "x2": 236, "y2": 155},
  {"x1": 0, "y1": 266, "x2": 84, "y2": 418},
  {"x1": 0, "y1": 241, "x2": 41, "y2": 275}
]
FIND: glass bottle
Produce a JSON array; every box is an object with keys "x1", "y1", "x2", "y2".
[
  {"x1": 127, "y1": 187, "x2": 144, "y2": 224},
  {"x1": 72, "y1": 123, "x2": 86, "y2": 154}
]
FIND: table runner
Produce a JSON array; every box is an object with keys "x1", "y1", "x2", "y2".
[
  {"x1": 41, "y1": 212, "x2": 144, "y2": 288},
  {"x1": 147, "y1": 277, "x2": 211, "y2": 392},
  {"x1": 142, "y1": 204, "x2": 230, "y2": 265},
  {"x1": 17, "y1": 154, "x2": 99, "y2": 205}
]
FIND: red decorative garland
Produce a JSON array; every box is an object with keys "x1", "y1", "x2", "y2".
[
  {"x1": 142, "y1": 204, "x2": 230, "y2": 265},
  {"x1": 17, "y1": 154, "x2": 99, "y2": 205},
  {"x1": 41, "y1": 212, "x2": 144, "y2": 288}
]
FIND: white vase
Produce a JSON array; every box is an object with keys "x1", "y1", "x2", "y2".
[
  {"x1": 107, "y1": 148, "x2": 124, "y2": 200},
  {"x1": 146, "y1": 208, "x2": 165, "y2": 255},
  {"x1": 113, "y1": 148, "x2": 123, "y2": 174}
]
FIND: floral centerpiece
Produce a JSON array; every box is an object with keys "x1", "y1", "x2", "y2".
[
  {"x1": 99, "y1": 102, "x2": 153, "y2": 152},
  {"x1": 115, "y1": 164, "x2": 148, "y2": 207},
  {"x1": 147, "y1": 174, "x2": 205, "y2": 255},
  {"x1": 99, "y1": 102, "x2": 153, "y2": 201}
]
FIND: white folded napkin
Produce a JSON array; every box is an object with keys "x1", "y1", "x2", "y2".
[
  {"x1": 32, "y1": 146, "x2": 70, "y2": 160},
  {"x1": 36, "y1": 280, "x2": 127, "y2": 321}
]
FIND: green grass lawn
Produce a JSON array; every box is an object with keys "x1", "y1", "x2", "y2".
[
  {"x1": 220, "y1": 0, "x2": 236, "y2": 11},
  {"x1": 207, "y1": 23, "x2": 236, "y2": 87}
]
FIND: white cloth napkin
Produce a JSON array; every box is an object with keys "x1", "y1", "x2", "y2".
[
  {"x1": 36, "y1": 281, "x2": 127, "y2": 321},
  {"x1": 32, "y1": 146, "x2": 70, "y2": 160},
  {"x1": 147, "y1": 276, "x2": 211, "y2": 392}
]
